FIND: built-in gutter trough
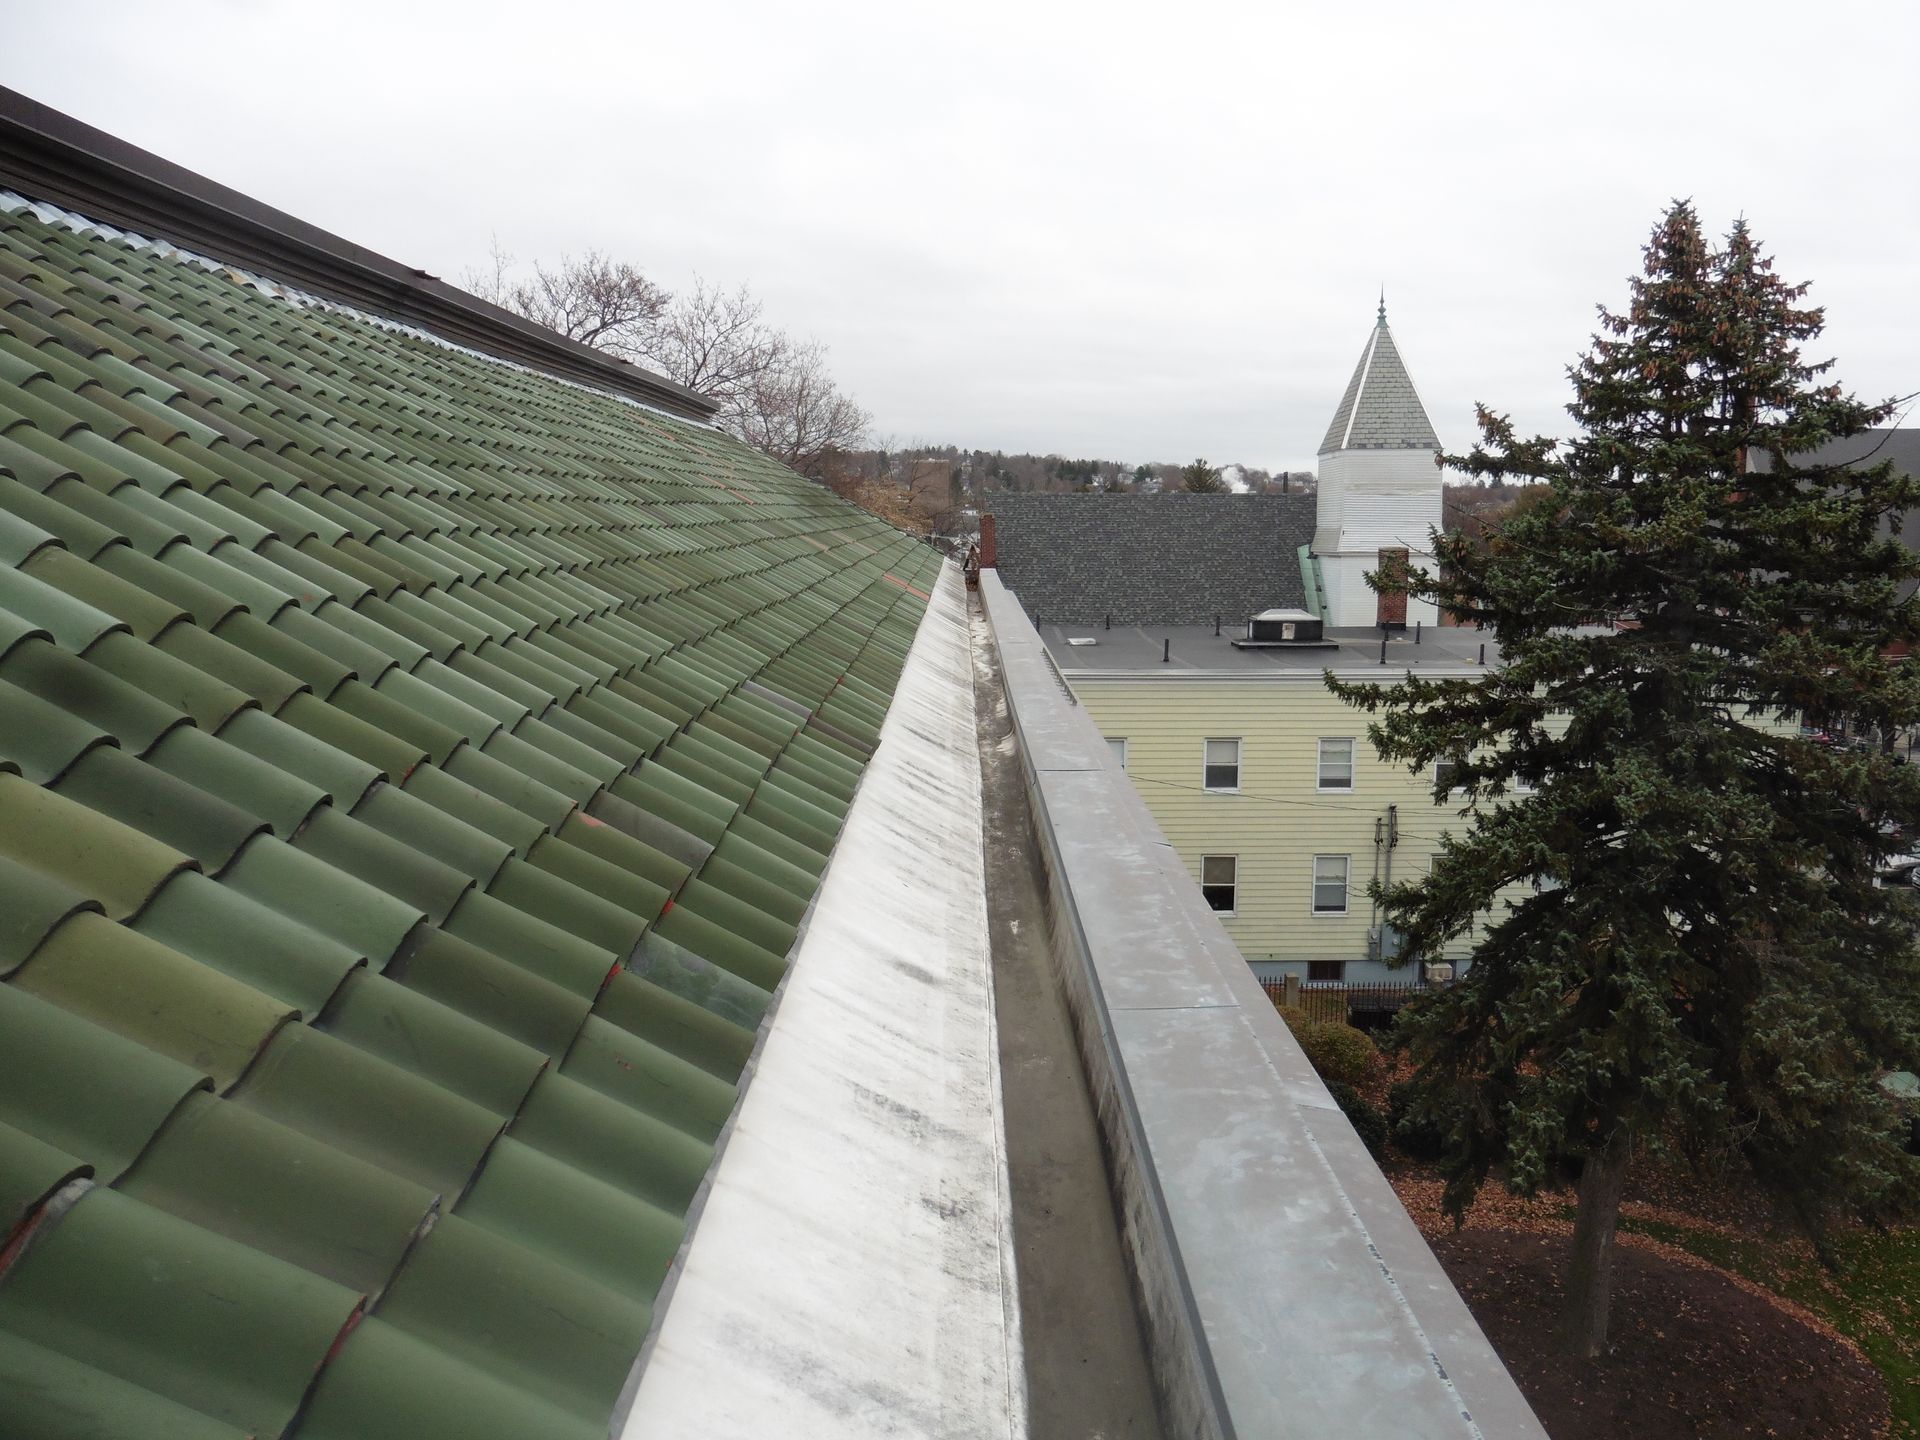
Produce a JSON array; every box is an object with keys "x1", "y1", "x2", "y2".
[
  {"x1": 979, "y1": 570, "x2": 1548, "y2": 1440},
  {"x1": 621, "y1": 564, "x2": 1022, "y2": 1439}
]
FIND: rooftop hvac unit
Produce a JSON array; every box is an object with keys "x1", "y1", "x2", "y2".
[{"x1": 1247, "y1": 608, "x2": 1323, "y2": 644}]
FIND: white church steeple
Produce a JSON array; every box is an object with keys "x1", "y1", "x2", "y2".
[{"x1": 1311, "y1": 299, "x2": 1444, "y2": 628}]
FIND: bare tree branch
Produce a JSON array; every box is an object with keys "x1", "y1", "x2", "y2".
[
  {"x1": 463, "y1": 246, "x2": 668, "y2": 352},
  {"x1": 627, "y1": 279, "x2": 789, "y2": 426},
  {"x1": 463, "y1": 247, "x2": 869, "y2": 478}
]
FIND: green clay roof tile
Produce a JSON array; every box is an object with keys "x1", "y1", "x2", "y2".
[
  {"x1": 0, "y1": 187, "x2": 938, "y2": 1438},
  {"x1": 117, "y1": 1089, "x2": 434, "y2": 1295},
  {"x1": 0, "y1": 981, "x2": 208, "y2": 1182},
  {"x1": 12, "y1": 910, "x2": 293, "y2": 1090}
]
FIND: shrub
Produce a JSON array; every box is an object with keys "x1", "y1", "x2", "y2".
[
  {"x1": 1278, "y1": 1003, "x2": 1315, "y2": 1038},
  {"x1": 1386, "y1": 1079, "x2": 1449, "y2": 1161},
  {"x1": 1267, "y1": 1006, "x2": 1374, "y2": 1090},
  {"x1": 1325, "y1": 1080, "x2": 1388, "y2": 1157},
  {"x1": 1286, "y1": 1016, "x2": 1378, "y2": 1088}
]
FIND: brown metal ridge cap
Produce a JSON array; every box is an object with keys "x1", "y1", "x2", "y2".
[{"x1": 0, "y1": 87, "x2": 718, "y2": 423}]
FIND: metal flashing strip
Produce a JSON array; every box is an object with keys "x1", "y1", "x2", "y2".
[
  {"x1": 621, "y1": 564, "x2": 1024, "y2": 1439},
  {"x1": 979, "y1": 570, "x2": 1548, "y2": 1440}
]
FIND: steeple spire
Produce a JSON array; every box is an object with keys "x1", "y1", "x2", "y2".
[{"x1": 1317, "y1": 298, "x2": 1440, "y2": 455}]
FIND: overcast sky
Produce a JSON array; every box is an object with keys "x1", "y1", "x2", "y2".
[{"x1": 6, "y1": 1, "x2": 1915, "y2": 473}]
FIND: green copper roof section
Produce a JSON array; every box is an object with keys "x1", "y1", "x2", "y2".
[{"x1": 0, "y1": 188, "x2": 940, "y2": 1438}]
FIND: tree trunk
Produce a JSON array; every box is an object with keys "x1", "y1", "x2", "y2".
[{"x1": 1562, "y1": 1124, "x2": 1633, "y2": 1359}]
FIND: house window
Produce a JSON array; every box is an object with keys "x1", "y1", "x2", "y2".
[
  {"x1": 1203, "y1": 738, "x2": 1241, "y2": 792},
  {"x1": 1312, "y1": 854, "x2": 1350, "y2": 914},
  {"x1": 1201, "y1": 855, "x2": 1237, "y2": 914},
  {"x1": 1307, "y1": 960, "x2": 1346, "y2": 983},
  {"x1": 1434, "y1": 756, "x2": 1463, "y2": 793},
  {"x1": 1108, "y1": 737, "x2": 1127, "y2": 770},
  {"x1": 1317, "y1": 737, "x2": 1354, "y2": 791}
]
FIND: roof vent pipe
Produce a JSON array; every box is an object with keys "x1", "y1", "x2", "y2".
[{"x1": 1163, "y1": 638, "x2": 1170, "y2": 664}]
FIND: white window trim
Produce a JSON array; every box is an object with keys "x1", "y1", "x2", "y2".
[
  {"x1": 1317, "y1": 736, "x2": 1355, "y2": 793},
  {"x1": 1200, "y1": 853, "x2": 1238, "y2": 917},
  {"x1": 1202, "y1": 737, "x2": 1242, "y2": 794},
  {"x1": 1108, "y1": 736, "x2": 1127, "y2": 771},
  {"x1": 1311, "y1": 853, "x2": 1350, "y2": 916}
]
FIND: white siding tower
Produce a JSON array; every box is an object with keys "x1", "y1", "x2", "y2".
[{"x1": 1313, "y1": 300, "x2": 1444, "y2": 627}]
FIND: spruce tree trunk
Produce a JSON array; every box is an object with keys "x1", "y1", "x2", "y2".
[{"x1": 1562, "y1": 1124, "x2": 1633, "y2": 1359}]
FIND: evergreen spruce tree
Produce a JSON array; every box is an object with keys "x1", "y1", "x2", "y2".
[
  {"x1": 1181, "y1": 458, "x2": 1226, "y2": 493},
  {"x1": 1332, "y1": 203, "x2": 1920, "y2": 1358}
]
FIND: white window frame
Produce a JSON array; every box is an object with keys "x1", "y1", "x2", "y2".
[
  {"x1": 1434, "y1": 756, "x2": 1464, "y2": 794},
  {"x1": 1317, "y1": 736, "x2": 1355, "y2": 792},
  {"x1": 1203, "y1": 737, "x2": 1242, "y2": 793},
  {"x1": 1200, "y1": 854, "x2": 1237, "y2": 916},
  {"x1": 1107, "y1": 736, "x2": 1127, "y2": 771},
  {"x1": 1311, "y1": 854, "x2": 1350, "y2": 915}
]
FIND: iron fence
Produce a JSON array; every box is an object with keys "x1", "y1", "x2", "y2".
[{"x1": 1261, "y1": 978, "x2": 1431, "y2": 1027}]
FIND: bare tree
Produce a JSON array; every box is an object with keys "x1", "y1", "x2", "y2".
[
  {"x1": 732, "y1": 339, "x2": 871, "y2": 478},
  {"x1": 466, "y1": 245, "x2": 868, "y2": 477},
  {"x1": 464, "y1": 241, "x2": 667, "y2": 352},
  {"x1": 627, "y1": 279, "x2": 789, "y2": 431}
]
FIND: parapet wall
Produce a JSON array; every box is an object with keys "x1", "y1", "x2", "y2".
[{"x1": 980, "y1": 570, "x2": 1547, "y2": 1440}]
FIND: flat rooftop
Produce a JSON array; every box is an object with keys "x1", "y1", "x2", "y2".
[{"x1": 1037, "y1": 621, "x2": 1498, "y2": 675}]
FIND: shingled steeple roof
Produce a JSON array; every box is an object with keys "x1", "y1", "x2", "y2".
[{"x1": 1316, "y1": 299, "x2": 1441, "y2": 455}]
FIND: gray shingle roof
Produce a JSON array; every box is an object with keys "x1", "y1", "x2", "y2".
[
  {"x1": 1754, "y1": 429, "x2": 1920, "y2": 597},
  {"x1": 988, "y1": 493, "x2": 1316, "y2": 625},
  {"x1": 1318, "y1": 311, "x2": 1440, "y2": 455}
]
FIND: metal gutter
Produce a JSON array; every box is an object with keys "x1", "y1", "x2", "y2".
[
  {"x1": 0, "y1": 87, "x2": 716, "y2": 421},
  {"x1": 620, "y1": 564, "x2": 1024, "y2": 1439}
]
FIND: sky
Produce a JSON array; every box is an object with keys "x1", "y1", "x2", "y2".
[{"x1": 5, "y1": 0, "x2": 1915, "y2": 474}]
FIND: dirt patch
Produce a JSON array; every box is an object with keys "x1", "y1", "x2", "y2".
[{"x1": 1429, "y1": 1228, "x2": 1890, "y2": 1440}]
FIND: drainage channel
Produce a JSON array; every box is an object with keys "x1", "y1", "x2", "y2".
[{"x1": 968, "y1": 592, "x2": 1167, "y2": 1440}]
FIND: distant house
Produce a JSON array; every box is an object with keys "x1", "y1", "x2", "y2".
[
  {"x1": 987, "y1": 305, "x2": 1489, "y2": 990},
  {"x1": 1029, "y1": 618, "x2": 1503, "y2": 988}
]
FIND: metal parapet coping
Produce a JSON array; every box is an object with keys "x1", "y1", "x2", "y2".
[{"x1": 979, "y1": 570, "x2": 1549, "y2": 1440}]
